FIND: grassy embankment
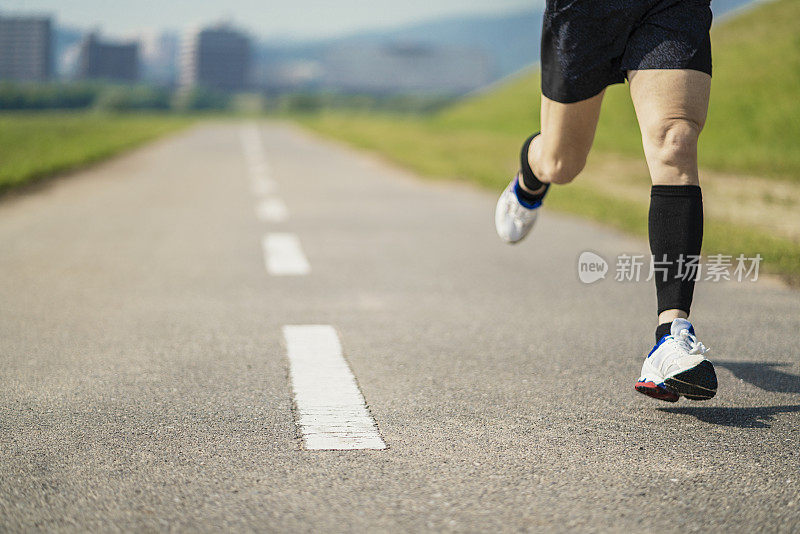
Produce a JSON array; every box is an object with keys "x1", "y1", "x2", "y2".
[
  {"x1": 0, "y1": 113, "x2": 192, "y2": 195},
  {"x1": 298, "y1": 0, "x2": 800, "y2": 280}
]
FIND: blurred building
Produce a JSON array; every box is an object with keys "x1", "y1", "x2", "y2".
[
  {"x1": 180, "y1": 25, "x2": 251, "y2": 92},
  {"x1": 77, "y1": 33, "x2": 139, "y2": 83},
  {"x1": 0, "y1": 15, "x2": 53, "y2": 82},
  {"x1": 322, "y1": 43, "x2": 492, "y2": 95}
]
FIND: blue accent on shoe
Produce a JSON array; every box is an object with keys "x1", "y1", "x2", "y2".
[
  {"x1": 648, "y1": 320, "x2": 697, "y2": 358},
  {"x1": 647, "y1": 335, "x2": 671, "y2": 358},
  {"x1": 636, "y1": 378, "x2": 668, "y2": 389},
  {"x1": 513, "y1": 177, "x2": 545, "y2": 210}
]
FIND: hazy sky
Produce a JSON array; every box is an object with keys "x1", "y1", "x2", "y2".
[{"x1": 3, "y1": 0, "x2": 540, "y2": 40}]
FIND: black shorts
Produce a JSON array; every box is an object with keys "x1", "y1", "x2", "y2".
[{"x1": 541, "y1": 0, "x2": 713, "y2": 103}]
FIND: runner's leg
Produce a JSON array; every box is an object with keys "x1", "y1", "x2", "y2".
[
  {"x1": 629, "y1": 69, "x2": 711, "y2": 330},
  {"x1": 524, "y1": 91, "x2": 605, "y2": 188},
  {"x1": 629, "y1": 69, "x2": 710, "y2": 187}
]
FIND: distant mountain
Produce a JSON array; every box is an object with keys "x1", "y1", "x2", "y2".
[
  {"x1": 252, "y1": 9, "x2": 543, "y2": 93},
  {"x1": 324, "y1": 9, "x2": 544, "y2": 79}
]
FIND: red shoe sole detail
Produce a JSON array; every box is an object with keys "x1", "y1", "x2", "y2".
[{"x1": 635, "y1": 381, "x2": 680, "y2": 403}]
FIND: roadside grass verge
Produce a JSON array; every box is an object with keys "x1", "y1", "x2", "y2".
[{"x1": 0, "y1": 112, "x2": 193, "y2": 195}]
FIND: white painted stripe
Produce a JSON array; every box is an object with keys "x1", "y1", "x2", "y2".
[
  {"x1": 248, "y1": 161, "x2": 272, "y2": 179},
  {"x1": 262, "y1": 233, "x2": 310, "y2": 275},
  {"x1": 283, "y1": 325, "x2": 386, "y2": 450},
  {"x1": 244, "y1": 153, "x2": 265, "y2": 169},
  {"x1": 256, "y1": 198, "x2": 289, "y2": 222},
  {"x1": 243, "y1": 145, "x2": 262, "y2": 163},
  {"x1": 240, "y1": 125, "x2": 263, "y2": 163},
  {"x1": 251, "y1": 178, "x2": 276, "y2": 196},
  {"x1": 240, "y1": 124, "x2": 277, "y2": 196}
]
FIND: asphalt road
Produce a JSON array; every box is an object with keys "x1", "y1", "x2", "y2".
[{"x1": 1, "y1": 122, "x2": 798, "y2": 532}]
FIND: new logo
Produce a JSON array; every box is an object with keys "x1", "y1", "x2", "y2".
[{"x1": 578, "y1": 251, "x2": 608, "y2": 284}]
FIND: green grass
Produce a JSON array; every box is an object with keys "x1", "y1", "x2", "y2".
[
  {"x1": 297, "y1": 0, "x2": 800, "y2": 280},
  {"x1": 0, "y1": 112, "x2": 192, "y2": 194}
]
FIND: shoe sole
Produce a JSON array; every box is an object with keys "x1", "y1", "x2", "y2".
[
  {"x1": 664, "y1": 360, "x2": 718, "y2": 400},
  {"x1": 635, "y1": 381, "x2": 680, "y2": 403}
]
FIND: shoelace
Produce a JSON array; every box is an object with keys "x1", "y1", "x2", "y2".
[{"x1": 676, "y1": 328, "x2": 710, "y2": 355}]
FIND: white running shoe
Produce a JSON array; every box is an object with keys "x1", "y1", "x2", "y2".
[
  {"x1": 635, "y1": 318, "x2": 717, "y2": 402},
  {"x1": 494, "y1": 176, "x2": 547, "y2": 244}
]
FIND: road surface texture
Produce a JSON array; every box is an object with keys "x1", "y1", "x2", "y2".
[{"x1": 1, "y1": 122, "x2": 798, "y2": 532}]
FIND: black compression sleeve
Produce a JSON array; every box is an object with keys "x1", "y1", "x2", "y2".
[
  {"x1": 519, "y1": 133, "x2": 545, "y2": 192},
  {"x1": 649, "y1": 185, "x2": 704, "y2": 316}
]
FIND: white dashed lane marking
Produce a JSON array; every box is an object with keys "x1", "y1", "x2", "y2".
[
  {"x1": 262, "y1": 233, "x2": 310, "y2": 276},
  {"x1": 283, "y1": 325, "x2": 386, "y2": 451},
  {"x1": 251, "y1": 179, "x2": 276, "y2": 196},
  {"x1": 256, "y1": 198, "x2": 289, "y2": 223},
  {"x1": 240, "y1": 124, "x2": 276, "y2": 196},
  {"x1": 245, "y1": 125, "x2": 379, "y2": 450}
]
